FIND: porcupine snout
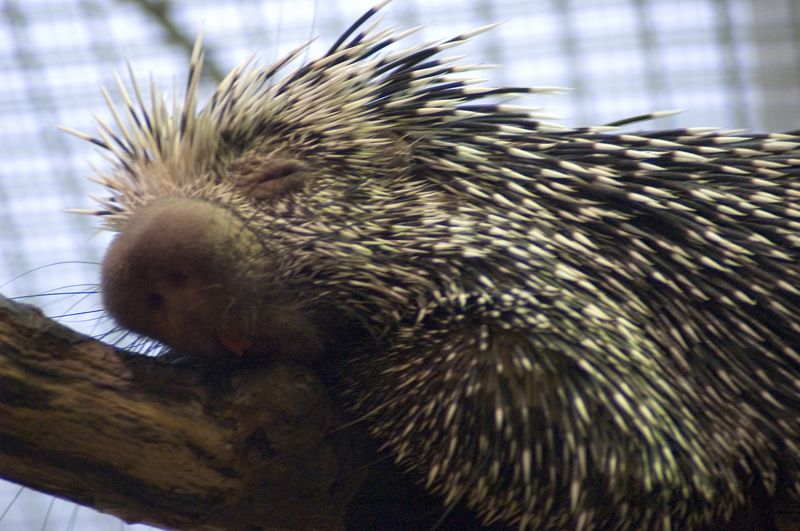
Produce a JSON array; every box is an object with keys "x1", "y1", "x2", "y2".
[{"x1": 100, "y1": 197, "x2": 322, "y2": 361}]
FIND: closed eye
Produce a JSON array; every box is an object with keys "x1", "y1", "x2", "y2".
[
  {"x1": 257, "y1": 160, "x2": 301, "y2": 181},
  {"x1": 231, "y1": 158, "x2": 306, "y2": 200}
]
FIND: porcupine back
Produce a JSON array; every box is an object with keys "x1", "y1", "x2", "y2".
[{"x1": 66, "y1": 2, "x2": 800, "y2": 529}]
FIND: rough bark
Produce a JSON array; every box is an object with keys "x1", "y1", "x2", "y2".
[
  {"x1": 0, "y1": 294, "x2": 366, "y2": 530},
  {"x1": 5, "y1": 292, "x2": 800, "y2": 531}
]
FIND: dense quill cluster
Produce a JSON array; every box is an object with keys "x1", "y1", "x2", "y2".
[{"x1": 66, "y1": 1, "x2": 800, "y2": 529}]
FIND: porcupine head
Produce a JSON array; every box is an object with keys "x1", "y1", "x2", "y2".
[{"x1": 65, "y1": 2, "x2": 800, "y2": 529}]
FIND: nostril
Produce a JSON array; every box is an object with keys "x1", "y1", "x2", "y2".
[{"x1": 146, "y1": 292, "x2": 165, "y2": 309}]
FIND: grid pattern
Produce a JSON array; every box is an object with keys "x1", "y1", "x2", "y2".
[{"x1": 1, "y1": 0, "x2": 799, "y2": 529}]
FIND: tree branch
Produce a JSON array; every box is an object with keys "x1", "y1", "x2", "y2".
[
  {"x1": 7, "y1": 292, "x2": 800, "y2": 530},
  {"x1": 0, "y1": 294, "x2": 366, "y2": 530}
]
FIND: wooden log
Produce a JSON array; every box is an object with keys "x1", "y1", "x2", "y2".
[{"x1": 0, "y1": 294, "x2": 365, "y2": 530}]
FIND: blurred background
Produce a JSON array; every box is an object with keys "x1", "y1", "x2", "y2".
[{"x1": 0, "y1": 0, "x2": 799, "y2": 529}]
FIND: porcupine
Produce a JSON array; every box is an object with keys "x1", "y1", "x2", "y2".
[{"x1": 61, "y1": 1, "x2": 800, "y2": 529}]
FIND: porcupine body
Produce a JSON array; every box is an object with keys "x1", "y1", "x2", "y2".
[{"x1": 66, "y1": 2, "x2": 800, "y2": 529}]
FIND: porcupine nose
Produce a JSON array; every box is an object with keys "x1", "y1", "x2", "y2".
[{"x1": 100, "y1": 197, "x2": 258, "y2": 358}]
